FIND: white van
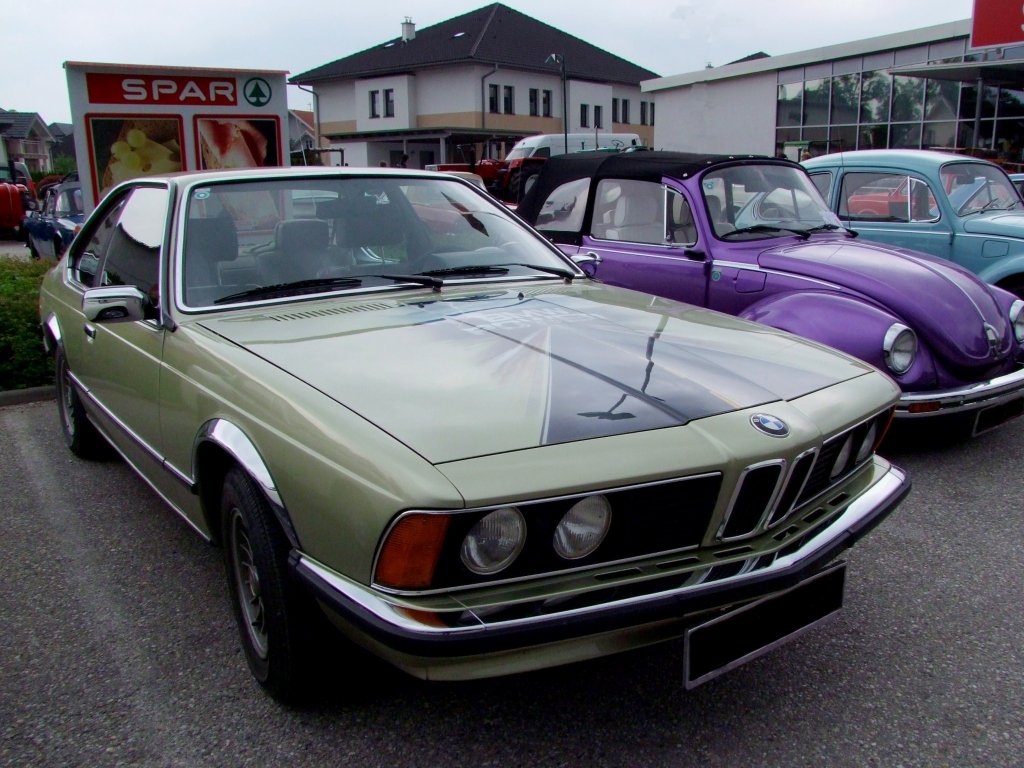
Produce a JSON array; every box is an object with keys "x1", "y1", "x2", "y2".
[{"x1": 505, "y1": 133, "x2": 642, "y2": 161}]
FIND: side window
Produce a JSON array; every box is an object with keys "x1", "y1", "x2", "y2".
[
  {"x1": 99, "y1": 186, "x2": 168, "y2": 313},
  {"x1": 668, "y1": 188, "x2": 697, "y2": 245},
  {"x1": 71, "y1": 195, "x2": 129, "y2": 287},
  {"x1": 592, "y1": 179, "x2": 665, "y2": 244},
  {"x1": 43, "y1": 190, "x2": 56, "y2": 216},
  {"x1": 809, "y1": 172, "x2": 832, "y2": 201},
  {"x1": 533, "y1": 177, "x2": 590, "y2": 232},
  {"x1": 840, "y1": 172, "x2": 934, "y2": 223}
]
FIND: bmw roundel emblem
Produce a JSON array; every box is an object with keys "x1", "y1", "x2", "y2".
[{"x1": 751, "y1": 413, "x2": 789, "y2": 437}]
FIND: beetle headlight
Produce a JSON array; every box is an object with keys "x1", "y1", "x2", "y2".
[
  {"x1": 460, "y1": 507, "x2": 526, "y2": 575},
  {"x1": 1010, "y1": 299, "x2": 1024, "y2": 343},
  {"x1": 553, "y1": 495, "x2": 612, "y2": 560},
  {"x1": 883, "y1": 323, "x2": 917, "y2": 375}
]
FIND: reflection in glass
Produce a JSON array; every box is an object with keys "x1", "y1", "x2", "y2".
[
  {"x1": 860, "y1": 71, "x2": 891, "y2": 123},
  {"x1": 924, "y1": 79, "x2": 959, "y2": 120},
  {"x1": 891, "y1": 123, "x2": 923, "y2": 149},
  {"x1": 777, "y1": 83, "x2": 803, "y2": 127},
  {"x1": 804, "y1": 78, "x2": 830, "y2": 125},
  {"x1": 922, "y1": 121, "x2": 957, "y2": 149},
  {"x1": 860, "y1": 124, "x2": 889, "y2": 149},
  {"x1": 892, "y1": 76, "x2": 925, "y2": 122},
  {"x1": 831, "y1": 73, "x2": 860, "y2": 124}
]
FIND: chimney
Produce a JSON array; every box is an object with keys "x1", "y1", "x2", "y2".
[{"x1": 401, "y1": 17, "x2": 416, "y2": 42}]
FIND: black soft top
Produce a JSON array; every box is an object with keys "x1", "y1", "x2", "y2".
[{"x1": 517, "y1": 150, "x2": 790, "y2": 222}]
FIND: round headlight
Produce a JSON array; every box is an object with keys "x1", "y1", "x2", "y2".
[
  {"x1": 460, "y1": 507, "x2": 526, "y2": 575},
  {"x1": 1010, "y1": 299, "x2": 1024, "y2": 343},
  {"x1": 883, "y1": 323, "x2": 917, "y2": 375},
  {"x1": 830, "y1": 434, "x2": 854, "y2": 480},
  {"x1": 553, "y1": 495, "x2": 612, "y2": 560},
  {"x1": 855, "y1": 419, "x2": 880, "y2": 464}
]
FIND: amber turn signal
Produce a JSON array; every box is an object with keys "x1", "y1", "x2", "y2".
[{"x1": 375, "y1": 513, "x2": 450, "y2": 590}]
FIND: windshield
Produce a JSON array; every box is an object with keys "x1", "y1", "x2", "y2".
[
  {"x1": 180, "y1": 175, "x2": 571, "y2": 309},
  {"x1": 940, "y1": 162, "x2": 1022, "y2": 216},
  {"x1": 504, "y1": 143, "x2": 537, "y2": 161},
  {"x1": 701, "y1": 163, "x2": 842, "y2": 240}
]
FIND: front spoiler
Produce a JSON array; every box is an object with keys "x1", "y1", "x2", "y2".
[{"x1": 291, "y1": 463, "x2": 909, "y2": 662}]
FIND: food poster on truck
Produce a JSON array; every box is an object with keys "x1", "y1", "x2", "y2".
[{"x1": 65, "y1": 62, "x2": 289, "y2": 213}]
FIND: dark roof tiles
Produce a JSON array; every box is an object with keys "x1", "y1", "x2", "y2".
[{"x1": 292, "y1": 3, "x2": 657, "y2": 85}]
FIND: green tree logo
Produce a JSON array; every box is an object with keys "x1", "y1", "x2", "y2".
[{"x1": 244, "y1": 78, "x2": 272, "y2": 107}]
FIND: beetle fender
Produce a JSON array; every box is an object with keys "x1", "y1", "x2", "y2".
[{"x1": 739, "y1": 290, "x2": 933, "y2": 380}]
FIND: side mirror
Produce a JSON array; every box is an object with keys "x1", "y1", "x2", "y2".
[
  {"x1": 572, "y1": 251, "x2": 601, "y2": 278},
  {"x1": 82, "y1": 285, "x2": 148, "y2": 323}
]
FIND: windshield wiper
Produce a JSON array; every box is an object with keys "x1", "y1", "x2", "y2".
[
  {"x1": 213, "y1": 277, "x2": 362, "y2": 304},
  {"x1": 421, "y1": 263, "x2": 576, "y2": 281},
  {"x1": 806, "y1": 223, "x2": 859, "y2": 238},
  {"x1": 375, "y1": 273, "x2": 444, "y2": 291},
  {"x1": 720, "y1": 224, "x2": 810, "y2": 240}
]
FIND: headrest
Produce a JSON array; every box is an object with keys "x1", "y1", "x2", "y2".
[{"x1": 275, "y1": 219, "x2": 329, "y2": 252}]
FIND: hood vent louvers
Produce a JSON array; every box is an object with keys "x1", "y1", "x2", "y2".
[{"x1": 265, "y1": 302, "x2": 393, "y2": 322}]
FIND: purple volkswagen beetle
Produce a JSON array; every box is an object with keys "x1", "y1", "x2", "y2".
[{"x1": 517, "y1": 151, "x2": 1024, "y2": 434}]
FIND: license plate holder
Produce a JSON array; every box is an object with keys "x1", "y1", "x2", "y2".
[{"x1": 683, "y1": 562, "x2": 846, "y2": 689}]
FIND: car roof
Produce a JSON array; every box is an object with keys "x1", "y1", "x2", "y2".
[
  {"x1": 803, "y1": 149, "x2": 999, "y2": 171},
  {"x1": 517, "y1": 150, "x2": 785, "y2": 221}
]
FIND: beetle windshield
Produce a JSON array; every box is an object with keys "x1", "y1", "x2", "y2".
[
  {"x1": 180, "y1": 174, "x2": 573, "y2": 309},
  {"x1": 702, "y1": 164, "x2": 842, "y2": 240},
  {"x1": 940, "y1": 162, "x2": 1022, "y2": 216}
]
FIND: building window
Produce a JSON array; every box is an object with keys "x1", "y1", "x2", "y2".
[
  {"x1": 622, "y1": 99, "x2": 630, "y2": 124},
  {"x1": 612, "y1": 98, "x2": 619, "y2": 123},
  {"x1": 650, "y1": 102, "x2": 655, "y2": 126},
  {"x1": 529, "y1": 88, "x2": 539, "y2": 116},
  {"x1": 384, "y1": 89, "x2": 395, "y2": 118},
  {"x1": 543, "y1": 90, "x2": 552, "y2": 117},
  {"x1": 369, "y1": 90, "x2": 380, "y2": 118},
  {"x1": 504, "y1": 85, "x2": 515, "y2": 114},
  {"x1": 640, "y1": 101, "x2": 647, "y2": 125},
  {"x1": 594, "y1": 105, "x2": 604, "y2": 129},
  {"x1": 489, "y1": 84, "x2": 499, "y2": 114},
  {"x1": 581, "y1": 104, "x2": 589, "y2": 128}
]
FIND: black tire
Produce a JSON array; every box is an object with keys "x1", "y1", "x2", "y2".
[
  {"x1": 55, "y1": 347, "x2": 107, "y2": 459},
  {"x1": 221, "y1": 467, "x2": 321, "y2": 702},
  {"x1": 998, "y1": 277, "x2": 1024, "y2": 300},
  {"x1": 507, "y1": 169, "x2": 522, "y2": 202}
]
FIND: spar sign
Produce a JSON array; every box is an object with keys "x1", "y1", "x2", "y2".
[
  {"x1": 971, "y1": 0, "x2": 1024, "y2": 48},
  {"x1": 65, "y1": 62, "x2": 289, "y2": 212}
]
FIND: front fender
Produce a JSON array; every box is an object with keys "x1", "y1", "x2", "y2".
[
  {"x1": 975, "y1": 251, "x2": 1024, "y2": 293},
  {"x1": 739, "y1": 291, "x2": 936, "y2": 386}
]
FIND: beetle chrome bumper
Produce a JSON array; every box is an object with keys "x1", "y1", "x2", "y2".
[
  {"x1": 896, "y1": 365, "x2": 1024, "y2": 422},
  {"x1": 292, "y1": 463, "x2": 909, "y2": 674}
]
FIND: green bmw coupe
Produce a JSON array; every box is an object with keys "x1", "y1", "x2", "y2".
[{"x1": 39, "y1": 167, "x2": 910, "y2": 700}]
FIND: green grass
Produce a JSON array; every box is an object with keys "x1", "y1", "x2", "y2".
[{"x1": 0, "y1": 257, "x2": 54, "y2": 390}]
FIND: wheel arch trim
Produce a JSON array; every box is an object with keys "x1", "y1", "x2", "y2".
[{"x1": 194, "y1": 418, "x2": 300, "y2": 548}]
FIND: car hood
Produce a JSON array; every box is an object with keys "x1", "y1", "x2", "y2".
[
  {"x1": 197, "y1": 283, "x2": 872, "y2": 463},
  {"x1": 757, "y1": 237, "x2": 1013, "y2": 365},
  {"x1": 961, "y1": 210, "x2": 1024, "y2": 237}
]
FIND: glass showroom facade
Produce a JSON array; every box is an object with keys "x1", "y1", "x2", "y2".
[{"x1": 775, "y1": 36, "x2": 1024, "y2": 165}]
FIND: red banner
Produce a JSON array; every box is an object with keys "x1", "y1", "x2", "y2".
[
  {"x1": 972, "y1": 0, "x2": 1024, "y2": 48},
  {"x1": 85, "y1": 73, "x2": 238, "y2": 106}
]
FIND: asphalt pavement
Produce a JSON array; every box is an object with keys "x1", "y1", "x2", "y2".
[
  {"x1": 0, "y1": 239, "x2": 31, "y2": 260},
  {"x1": 1, "y1": 399, "x2": 1021, "y2": 767}
]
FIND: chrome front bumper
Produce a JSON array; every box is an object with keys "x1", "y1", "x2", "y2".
[
  {"x1": 292, "y1": 463, "x2": 909, "y2": 664},
  {"x1": 897, "y1": 365, "x2": 1024, "y2": 421}
]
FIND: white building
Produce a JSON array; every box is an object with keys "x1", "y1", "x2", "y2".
[
  {"x1": 645, "y1": 19, "x2": 1024, "y2": 165},
  {"x1": 291, "y1": 4, "x2": 657, "y2": 168}
]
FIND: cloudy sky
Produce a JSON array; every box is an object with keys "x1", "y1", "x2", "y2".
[{"x1": 3, "y1": 0, "x2": 975, "y2": 125}]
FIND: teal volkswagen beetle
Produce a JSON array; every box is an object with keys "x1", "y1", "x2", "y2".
[
  {"x1": 38, "y1": 167, "x2": 909, "y2": 700},
  {"x1": 804, "y1": 150, "x2": 1024, "y2": 296}
]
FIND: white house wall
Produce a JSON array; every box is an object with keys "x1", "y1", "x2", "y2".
[{"x1": 652, "y1": 72, "x2": 777, "y2": 154}]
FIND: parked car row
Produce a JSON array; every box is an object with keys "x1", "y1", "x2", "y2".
[{"x1": 35, "y1": 148, "x2": 1022, "y2": 704}]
